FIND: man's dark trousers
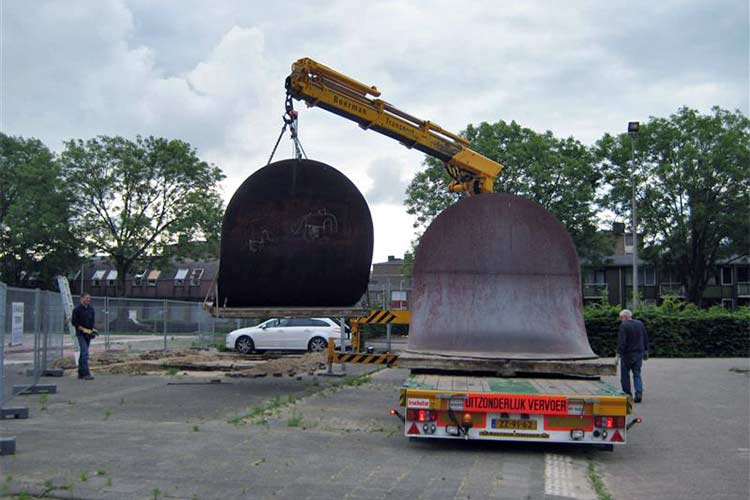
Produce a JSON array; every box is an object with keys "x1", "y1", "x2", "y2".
[
  {"x1": 77, "y1": 332, "x2": 91, "y2": 377},
  {"x1": 620, "y1": 351, "x2": 644, "y2": 396}
]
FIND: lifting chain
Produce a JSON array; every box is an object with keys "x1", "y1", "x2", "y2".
[{"x1": 266, "y1": 92, "x2": 308, "y2": 165}]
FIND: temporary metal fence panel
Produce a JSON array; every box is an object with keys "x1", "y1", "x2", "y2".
[
  {"x1": 2, "y1": 284, "x2": 66, "y2": 407},
  {"x1": 68, "y1": 296, "x2": 257, "y2": 353},
  {"x1": 42, "y1": 291, "x2": 65, "y2": 370},
  {"x1": 4, "y1": 287, "x2": 41, "y2": 402}
]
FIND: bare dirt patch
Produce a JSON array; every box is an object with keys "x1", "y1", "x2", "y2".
[
  {"x1": 226, "y1": 352, "x2": 327, "y2": 378},
  {"x1": 50, "y1": 349, "x2": 326, "y2": 377}
]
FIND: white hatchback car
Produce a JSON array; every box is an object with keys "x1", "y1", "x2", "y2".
[{"x1": 226, "y1": 318, "x2": 347, "y2": 354}]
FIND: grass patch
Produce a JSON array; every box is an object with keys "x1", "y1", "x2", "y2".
[
  {"x1": 80, "y1": 471, "x2": 89, "y2": 482},
  {"x1": 287, "y1": 410, "x2": 303, "y2": 428},
  {"x1": 1, "y1": 475, "x2": 10, "y2": 497},
  {"x1": 103, "y1": 409, "x2": 112, "y2": 420},
  {"x1": 31, "y1": 478, "x2": 74, "y2": 498},
  {"x1": 228, "y1": 369, "x2": 379, "y2": 426},
  {"x1": 229, "y1": 395, "x2": 296, "y2": 425},
  {"x1": 39, "y1": 394, "x2": 48, "y2": 411},
  {"x1": 587, "y1": 461, "x2": 613, "y2": 500},
  {"x1": 337, "y1": 372, "x2": 372, "y2": 387},
  {"x1": 192, "y1": 425, "x2": 200, "y2": 432},
  {"x1": 165, "y1": 367, "x2": 179, "y2": 376}
]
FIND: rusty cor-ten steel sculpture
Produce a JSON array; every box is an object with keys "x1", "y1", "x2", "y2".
[
  {"x1": 407, "y1": 193, "x2": 596, "y2": 360},
  {"x1": 218, "y1": 159, "x2": 373, "y2": 307}
]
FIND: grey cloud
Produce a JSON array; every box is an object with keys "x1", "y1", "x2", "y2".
[
  {"x1": 364, "y1": 157, "x2": 409, "y2": 206},
  {"x1": 4, "y1": 0, "x2": 746, "y2": 263},
  {"x1": 4, "y1": 0, "x2": 746, "y2": 179},
  {"x1": 597, "y1": 1, "x2": 748, "y2": 84}
]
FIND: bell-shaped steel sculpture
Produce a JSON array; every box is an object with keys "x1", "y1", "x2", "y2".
[
  {"x1": 407, "y1": 193, "x2": 596, "y2": 360},
  {"x1": 218, "y1": 159, "x2": 373, "y2": 307}
]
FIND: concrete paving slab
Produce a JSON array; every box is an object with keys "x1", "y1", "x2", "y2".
[{"x1": 1, "y1": 358, "x2": 747, "y2": 499}]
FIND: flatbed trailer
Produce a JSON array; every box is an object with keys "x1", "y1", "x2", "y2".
[{"x1": 395, "y1": 373, "x2": 640, "y2": 449}]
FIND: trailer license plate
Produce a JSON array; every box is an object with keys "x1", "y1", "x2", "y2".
[{"x1": 491, "y1": 419, "x2": 537, "y2": 430}]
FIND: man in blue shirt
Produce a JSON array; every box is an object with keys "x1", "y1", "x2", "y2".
[
  {"x1": 71, "y1": 293, "x2": 96, "y2": 380},
  {"x1": 617, "y1": 309, "x2": 649, "y2": 403}
]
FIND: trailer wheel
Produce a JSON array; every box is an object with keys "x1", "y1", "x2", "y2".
[
  {"x1": 308, "y1": 337, "x2": 328, "y2": 352},
  {"x1": 235, "y1": 336, "x2": 255, "y2": 354}
]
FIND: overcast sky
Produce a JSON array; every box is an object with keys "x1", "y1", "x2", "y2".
[{"x1": 2, "y1": 0, "x2": 748, "y2": 263}]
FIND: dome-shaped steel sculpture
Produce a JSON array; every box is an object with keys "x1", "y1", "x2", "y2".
[
  {"x1": 218, "y1": 159, "x2": 373, "y2": 307},
  {"x1": 407, "y1": 193, "x2": 596, "y2": 360}
]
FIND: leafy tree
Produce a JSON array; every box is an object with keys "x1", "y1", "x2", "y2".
[
  {"x1": 61, "y1": 135, "x2": 225, "y2": 294},
  {"x1": 405, "y1": 120, "x2": 608, "y2": 261},
  {"x1": 596, "y1": 106, "x2": 750, "y2": 305},
  {"x1": 0, "y1": 134, "x2": 79, "y2": 286}
]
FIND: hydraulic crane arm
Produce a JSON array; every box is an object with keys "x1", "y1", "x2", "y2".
[{"x1": 286, "y1": 58, "x2": 503, "y2": 194}]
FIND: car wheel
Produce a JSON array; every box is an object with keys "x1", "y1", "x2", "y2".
[
  {"x1": 235, "y1": 336, "x2": 255, "y2": 354},
  {"x1": 308, "y1": 337, "x2": 328, "y2": 352}
]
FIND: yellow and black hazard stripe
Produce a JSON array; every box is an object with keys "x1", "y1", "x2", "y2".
[
  {"x1": 332, "y1": 352, "x2": 399, "y2": 365},
  {"x1": 362, "y1": 310, "x2": 397, "y2": 324},
  {"x1": 358, "y1": 309, "x2": 410, "y2": 325}
]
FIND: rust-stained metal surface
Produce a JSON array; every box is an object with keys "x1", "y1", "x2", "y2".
[
  {"x1": 407, "y1": 193, "x2": 597, "y2": 360},
  {"x1": 218, "y1": 159, "x2": 373, "y2": 307}
]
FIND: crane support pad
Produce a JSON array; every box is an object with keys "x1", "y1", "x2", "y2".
[{"x1": 398, "y1": 352, "x2": 615, "y2": 377}]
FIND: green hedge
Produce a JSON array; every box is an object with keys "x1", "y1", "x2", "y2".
[
  {"x1": 357, "y1": 300, "x2": 749, "y2": 358},
  {"x1": 584, "y1": 302, "x2": 750, "y2": 358}
]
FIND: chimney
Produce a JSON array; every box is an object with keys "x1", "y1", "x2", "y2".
[{"x1": 388, "y1": 255, "x2": 396, "y2": 262}]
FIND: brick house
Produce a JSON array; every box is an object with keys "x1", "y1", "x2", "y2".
[
  {"x1": 581, "y1": 226, "x2": 749, "y2": 309},
  {"x1": 69, "y1": 257, "x2": 217, "y2": 302},
  {"x1": 366, "y1": 255, "x2": 411, "y2": 309}
]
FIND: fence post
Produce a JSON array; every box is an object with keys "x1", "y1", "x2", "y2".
[
  {"x1": 163, "y1": 300, "x2": 168, "y2": 351},
  {"x1": 386, "y1": 323, "x2": 392, "y2": 353},
  {"x1": 104, "y1": 295, "x2": 110, "y2": 352},
  {"x1": 41, "y1": 292, "x2": 49, "y2": 373},
  {"x1": 33, "y1": 289, "x2": 41, "y2": 381},
  {"x1": 59, "y1": 292, "x2": 64, "y2": 361},
  {"x1": 0, "y1": 282, "x2": 6, "y2": 406},
  {"x1": 211, "y1": 314, "x2": 216, "y2": 349}
]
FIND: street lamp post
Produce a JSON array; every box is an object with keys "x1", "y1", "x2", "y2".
[{"x1": 628, "y1": 121, "x2": 640, "y2": 309}]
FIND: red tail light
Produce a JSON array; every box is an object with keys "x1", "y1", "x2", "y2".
[
  {"x1": 594, "y1": 416, "x2": 625, "y2": 428},
  {"x1": 406, "y1": 409, "x2": 437, "y2": 422}
]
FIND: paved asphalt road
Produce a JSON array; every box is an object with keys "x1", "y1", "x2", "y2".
[
  {"x1": 598, "y1": 357, "x2": 750, "y2": 500},
  {"x1": 1, "y1": 357, "x2": 748, "y2": 499}
]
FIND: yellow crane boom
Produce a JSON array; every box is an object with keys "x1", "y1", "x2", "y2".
[{"x1": 286, "y1": 58, "x2": 503, "y2": 194}]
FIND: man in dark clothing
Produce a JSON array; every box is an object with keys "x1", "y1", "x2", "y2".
[
  {"x1": 71, "y1": 293, "x2": 96, "y2": 380},
  {"x1": 617, "y1": 309, "x2": 649, "y2": 402}
]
